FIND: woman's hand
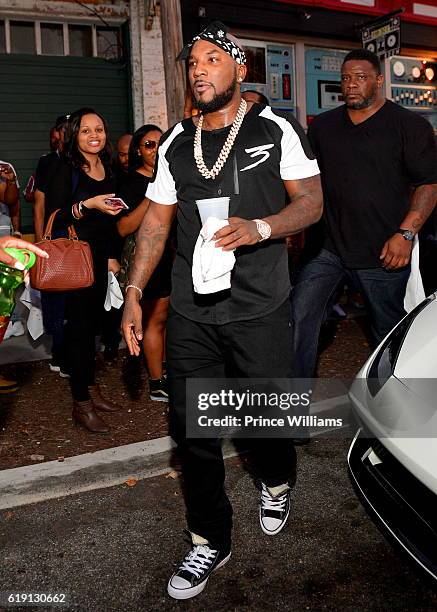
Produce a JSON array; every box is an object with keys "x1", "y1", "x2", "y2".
[
  {"x1": 108, "y1": 258, "x2": 121, "y2": 275},
  {"x1": 84, "y1": 194, "x2": 124, "y2": 216},
  {"x1": 1, "y1": 236, "x2": 48, "y2": 284},
  {"x1": 0, "y1": 235, "x2": 48, "y2": 270}
]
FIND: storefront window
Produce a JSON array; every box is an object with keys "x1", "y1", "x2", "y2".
[
  {"x1": 97, "y1": 27, "x2": 122, "y2": 60},
  {"x1": 41, "y1": 23, "x2": 64, "y2": 55},
  {"x1": 244, "y1": 46, "x2": 266, "y2": 84},
  {"x1": 10, "y1": 21, "x2": 36, "y2": 54},
  {"x1": 69, "y1": 25, "x2": 92, "y2": 56}
]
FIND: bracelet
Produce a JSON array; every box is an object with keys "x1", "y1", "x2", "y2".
[
  {"x1": 126, "y1": 284, "x2": 143, "y2": 299},
  {"x1": 78, "y1": 200, "x2": 84, "y2": 215},
  {"x1": 71, "y1": 204, "x2": 81, "y2": 220}
]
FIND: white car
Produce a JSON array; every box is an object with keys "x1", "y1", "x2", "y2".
[{"x1": 348, "y1": 292, "x2": 437, "y2": 582}]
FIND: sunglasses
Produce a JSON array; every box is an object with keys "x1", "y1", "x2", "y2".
[{"x1": 139, "y1": 140, "x2": 158, "y2": 150}]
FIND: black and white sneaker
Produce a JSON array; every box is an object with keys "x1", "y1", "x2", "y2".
[
  {"x1": 49, "y1": 361, "x2": 61, "y2": 373},
  {"x1": 49, "y1": 361, "x2": 70, "y2": 378},
  {"x1": 167, "y1": 544, "x2": 231, "y2": 600},
  {"x1": 149, "y1": 378, "x2": 168, "y2": 402},
  {"x1": 259, "y1": 483, "x2": 291, "y2": 536}
]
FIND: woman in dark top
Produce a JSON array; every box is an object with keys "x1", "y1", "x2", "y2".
[
  {"x1": 118, "y1": 124, "x2": 173, "y2": 402},
  {"x1": 56, "y1": 107, "x2": 124, "y2": 433}
]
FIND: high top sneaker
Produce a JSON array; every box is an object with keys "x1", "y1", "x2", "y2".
[
  {"x1": 167, "y1": 543, "x2": 231, "y2": 600},
  {"x1": 259, "y1": 483, "x2": 291, "y2": 536}
]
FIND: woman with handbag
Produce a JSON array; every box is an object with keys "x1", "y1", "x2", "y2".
[
  {"x1": 51, "y1": 107, "x2": 125, "y2": 433},
  {"x1": 117, "y1": 124, "x2": 174, "y2": 402}
]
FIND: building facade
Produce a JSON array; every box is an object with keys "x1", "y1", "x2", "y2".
[{"x1": 1, "y1": 0, "x2": 436, "y2": 232}]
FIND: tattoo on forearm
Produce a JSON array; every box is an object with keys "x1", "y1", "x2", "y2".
[
  {"x1": 129, "y1": 218, "x2": 170, "y2": 289},
  {"x1": 274, "y1": 175, "x2": 323, "y2": 237},
  {"x1": 409, "y1": 184, "x2": 437, "y2": 232}
]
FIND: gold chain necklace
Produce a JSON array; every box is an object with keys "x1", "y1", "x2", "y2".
[{"x1": 193, "y1": 99, "x2": 247, "y2": 180}]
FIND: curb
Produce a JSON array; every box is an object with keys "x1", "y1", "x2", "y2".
[{"x1": 0, "y1": 394, "x2": 351, "y2": 510}]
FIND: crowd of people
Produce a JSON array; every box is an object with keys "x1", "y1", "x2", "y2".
[
  {"x1": 1, "y1": 19, "x2": 437, "y2": 601},
  {"x1": 2, "y1": 109, "x2": 174, "y2": 432}
]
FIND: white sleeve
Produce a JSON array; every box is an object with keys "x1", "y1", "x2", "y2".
[
  {"x1": 146, "y1": 147, "x2": 177, "y2": 205},
  {"x1": 280, "y1": 122, "x2": 319, "y2": 181}
]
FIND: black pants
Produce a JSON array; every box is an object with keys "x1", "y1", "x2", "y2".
[
  {"x1": 64, "y1": 252, "x2": 107, "y2": 402},
  {"x1": 101, "y1": 305, "x2": 122, "y2": 350},
  {"x1": 40, "y1": 290, "x2": 67, "y2": 365},
  {"x1": 166, "y1": 300, "x2": 297, "y2": 552}
]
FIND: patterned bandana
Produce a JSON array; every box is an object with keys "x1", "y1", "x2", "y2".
[{"x1": 177, "y1": 20, "x2": 246, "y2": 65}]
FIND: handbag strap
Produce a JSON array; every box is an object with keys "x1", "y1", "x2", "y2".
[{"x1": 43, "y1": 208, "x2": 79, "y2": 241}]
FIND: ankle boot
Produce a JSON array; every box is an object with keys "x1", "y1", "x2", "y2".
[
  {"x1": 72, "y1": 400, "x2": 110, "y2": 433},
  {"x1": 88, "y1": 384, "x2": 120, "y2": 413}
]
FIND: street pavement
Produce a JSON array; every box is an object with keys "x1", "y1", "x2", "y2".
[{"x1": 0, "y1": 439, "x2": 435, "y2": 612}]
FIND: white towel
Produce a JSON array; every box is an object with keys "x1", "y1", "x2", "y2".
[
  {"x1": 20, "y1": 286, "x2": 44, "y2": 340},
  {"x1": 192, "y1": 217, "x2": 236, "y2": 294},
  {"x1": 104, "y1": 272, "x2": 124, "y2": 311},
  {"x1": 404, "y1": 235, "x2": 426, "y2": 312}
]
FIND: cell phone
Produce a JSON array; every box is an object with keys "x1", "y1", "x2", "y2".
[{"x1": 104, "y1": 197, "x2": 129, "y2": 210}]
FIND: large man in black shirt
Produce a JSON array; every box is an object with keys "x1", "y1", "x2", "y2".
[
  {"x1": 291, "y1": 49, "x2": 437, "y2": 378},
  {"x1": 122, "y1": 21, "x2": 322, "y2": 600}
]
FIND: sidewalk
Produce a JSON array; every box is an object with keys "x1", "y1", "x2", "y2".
[
  {"x1": 0, "y1": 313, "x2": 371, "y2": 509},
  {"x1": 0, "y1": 392, "x2": 351, "y2": 509}
]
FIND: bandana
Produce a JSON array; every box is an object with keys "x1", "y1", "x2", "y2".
[{"x1": 177, "y1": 20, "x2": 246, "y2": 65}]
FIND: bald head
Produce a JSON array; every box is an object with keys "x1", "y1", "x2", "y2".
[{"x1": 117, "y1": 133, "x2": 132, "y2": 172}]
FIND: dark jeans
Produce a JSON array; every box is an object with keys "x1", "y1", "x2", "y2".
[
  {"x1": 290, "y1": 248, "x2": 410, "y2": 378},
  {"x1": 166, "y1": 300, "x2": 297, "y2": 553}
]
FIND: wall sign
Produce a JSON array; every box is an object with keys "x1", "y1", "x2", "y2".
[{"x1": 361, "y1": 15, "x2": 401, "y2": 58}]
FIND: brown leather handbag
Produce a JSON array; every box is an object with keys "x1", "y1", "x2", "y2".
[{"x1": 30, "y1": 209, "x2": 94, "y2": 291}]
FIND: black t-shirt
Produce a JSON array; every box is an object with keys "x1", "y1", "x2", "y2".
[
  {"x1": 34, "y1": 151, "x2": 61, "y2": 194},
  {"x1": 147, "y1": 103, "x2": 319, "y2": 324},
  {"x1": 73, "y1": 170, "x2": 117, "y2": 253},
  {"x1": 118, "y1": 170, "x2": 150, "y2": 211},
  {"x1": 49, "y1": 161, "x2": 118, "y2": 260},
  {"x1": 308, "y1": 100, "x2": 437, "y2": 268}
]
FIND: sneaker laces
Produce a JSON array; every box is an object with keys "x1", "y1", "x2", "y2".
[
  {"x1": 261, "y1": 485, "x2": 288, "y2": 512},
  {"x1": 178, "y1": 545, "x2": 217, "y2": 579}
]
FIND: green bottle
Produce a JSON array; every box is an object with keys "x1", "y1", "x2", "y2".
[{"x1": 0, "y1": 248, "x2": 36, "y2": 342}]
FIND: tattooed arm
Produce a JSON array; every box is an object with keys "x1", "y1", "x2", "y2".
[
  {"x1": 122, "y1": 201, "x2": 177, "y2": 355},
  {"x1": 380, "y1": 183, "x2": 437, "y2": 270},
  {"x1": 214, "y1": 174, "x2": 323, "y2": 250}
]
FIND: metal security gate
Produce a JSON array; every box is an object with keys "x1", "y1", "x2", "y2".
[{"x1": 0, "y1": 54, "x2": 132, "y2": 232}]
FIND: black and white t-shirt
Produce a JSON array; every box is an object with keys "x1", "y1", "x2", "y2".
[
  {"x1": 147, "y1": 103, "x2": 319, "y2": 324},
  {"x1": 308, "y1": 100, "x2": 437, "y2": 268}
]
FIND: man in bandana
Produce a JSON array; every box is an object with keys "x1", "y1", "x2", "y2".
[{"x1": 122, "y1": 22, "x2": 322, "y2": 600}]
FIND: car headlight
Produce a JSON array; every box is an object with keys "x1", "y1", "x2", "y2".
[{"x1": 367, "y1": 295, "x2": 435, "y2": 397}]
